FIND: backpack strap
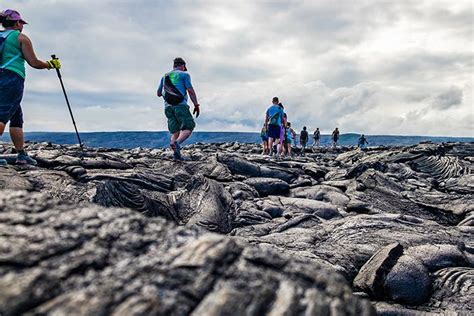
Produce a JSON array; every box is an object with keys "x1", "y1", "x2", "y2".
[
  {"x1": 0, "y1": 30, "x2": 14, "y2": 40},
  {"x1": 0, "y1": 30, "x2": 22, "y2": 69},
  {"x1": 0, "y1": 53, "x2": 21, "y2": 69},
  {"x1": 163, "y1": 73, "x2": 183, "y2": 97}
]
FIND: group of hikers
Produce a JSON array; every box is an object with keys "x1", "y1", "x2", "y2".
[
  {"x1": 262, "y1": 98, "x2": 369, "y2": 157},
  {"x1": 0, "y1": 8, "x2": 200, "y2": 164},
  {"x1": 1, "y1": 8, "x2": 369, "y2": 164}
]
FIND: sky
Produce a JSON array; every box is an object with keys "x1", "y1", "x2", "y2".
[{"x1": 2, "y1": 0, "x2": 473, "y2": 136}]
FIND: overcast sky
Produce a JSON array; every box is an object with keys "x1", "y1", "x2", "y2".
[{"x1": 3, "y1": 0, "x2": 473, "y2": 136}]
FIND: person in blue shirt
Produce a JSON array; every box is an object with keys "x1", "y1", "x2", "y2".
[
  {"x1": 264, "y1": 97, "x2": 285, "y2": 156},
  {"x1": 157, "y1": 57, "x2": 200, "y2": 160},
  {"x1": 283, "y1": 122, "x2": 296, "y2": 156}
]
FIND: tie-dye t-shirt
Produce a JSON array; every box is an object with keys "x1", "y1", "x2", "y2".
[{"x1": 158, "y1": 69, "x2": 193, "y2": 106}]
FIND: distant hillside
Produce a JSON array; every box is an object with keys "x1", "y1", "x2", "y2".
[{"x1": 0, "y1": 131, "x2": 472, "y2": 149}]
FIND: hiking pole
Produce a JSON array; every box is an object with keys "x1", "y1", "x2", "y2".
[{"x1": 51, "y1": 54, "x2": 84, "y2": 159}]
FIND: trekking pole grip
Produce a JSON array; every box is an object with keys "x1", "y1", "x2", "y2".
[{"x1": 50, "y1": 54, "x2": 61, "y2": 77}]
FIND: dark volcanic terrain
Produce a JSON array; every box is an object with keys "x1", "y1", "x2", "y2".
[{"x1": 0, "y1": 141, "x2": 473, "y2": 315}]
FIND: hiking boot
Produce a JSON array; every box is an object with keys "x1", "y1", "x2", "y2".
[
  {"x1": 170, "y1": 142, "x2": 182, "y2": 160},
  {"x1": 16, "y1": 152, "x2": 37, "y2": 165},
  {"x1": 0, "y1": 158, "x2": 7, "y2": 166}
]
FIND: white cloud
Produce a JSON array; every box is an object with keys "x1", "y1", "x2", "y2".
[{"x1": 3, "y1": 0, "x2": 473, "y2": 136}]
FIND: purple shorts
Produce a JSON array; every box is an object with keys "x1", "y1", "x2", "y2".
[{"x1": 279, "y1": 126, "x2": 285, "y2": 144}]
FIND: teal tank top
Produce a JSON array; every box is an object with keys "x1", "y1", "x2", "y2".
[{"x1": 1, "y1": 30, "x2": 25, "y2": 79}]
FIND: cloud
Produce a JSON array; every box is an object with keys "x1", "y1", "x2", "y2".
[
  {"x1": 3, "y1": 0, "x2": 473, "y2": 136},
  {"x1": 431, "y1": 86, "x2": 463, "y2": 110}
]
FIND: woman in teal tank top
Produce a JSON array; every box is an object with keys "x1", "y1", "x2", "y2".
[{"x1": 0, "y1": 9, "x2": 61, "y2": 166}]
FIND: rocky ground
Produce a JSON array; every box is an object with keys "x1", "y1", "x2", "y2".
[{"x1": 0, "y1": 141, "x2": 473, "y2": 315}]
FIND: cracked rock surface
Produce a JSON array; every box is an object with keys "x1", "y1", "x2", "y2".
[{"x1": 0, "y1": 141, "x2": 473, "y2": 315}]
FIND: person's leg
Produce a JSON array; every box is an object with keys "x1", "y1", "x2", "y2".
[
  {"x1": 9, "y1": 127, "x2": 24, "y2": 151},
  {"x1": 8, "y1": 104, "x2": 25, "y2": 152},
  {"x1": 171, "y1": 129, "x2": 192, "y2": 160},
  {"x1": 175, "y1": 105, "x2": 195, "y2": 144},
  {"x1": 173, "y1": 105, "x2": 196, "y2": 160},
  {"x1": 165, "y1": 106, "x2": 182, "y2": 159},
  {"x1": 176, "y1": 129, "x2": 192, "y2": 144},
  {"x1": 170, "y1": 131, "x2": 179, "y2": 144},
  {"x1": 9, "y1": 106, "x2": 35, "y2": 165},
  {"x1": 268, "y1": 125, "x2": 280, "y2": 156},
  {"x1": 0, "y1": 122, "x2": 6, "y2": 166}
]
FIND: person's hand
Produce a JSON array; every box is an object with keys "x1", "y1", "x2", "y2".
[
  {"x1": 47, "y1": 58, "x2": 61, "y2": 69},
  {"x1": 193, "y1": 104, "x2": 200, "y2": 118}
]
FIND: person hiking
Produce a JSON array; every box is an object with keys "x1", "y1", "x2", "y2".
[
  {"x1": 265, "y1": 97, "x2": 285, "y2": 156},
  {"x1": 358, "y1": 134, "x2": 369, "y2": 149},
  {"x1": 284, "y1": 122, "x2": 296, "y2": 156},
  {"x1": 331, "y1": 127, "x2": 340, "y2": 148},
  {"x1": 0, "y1": 9, "x2": 61, "y2": 166},
  {"x1": 313, "y1": 127, "x2": 320, "y2": 148},
  {"x1": 157, "y1": 57, "x2": 200, "y2": 160},
  {"x1": 260, "y1": 123, "x2": 269, "y2": 155},
  {"x1": 299, "y1": 126, "x2": 308, "y2": 155}
]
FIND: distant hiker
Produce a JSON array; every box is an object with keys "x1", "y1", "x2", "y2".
[
  {"x1": 265, "y1": 97, "x2": 285, "y2": 156},
  {"x1": 331, "y1": 127, "x2": 340, "y2": 148},
  {"x1": 284, "y1": 122, "x2": 296, "y2": 156},
  {"x1": 300, "y1": 126, "x2": 308, "y2": 155},
  {"x1": 358, "y1": 134, "x2": 369, "y2": 149},
  {"x1": 290, "y1": 125, "x2": 297, "y2": 147},
  {"x1": 260, "y1": 123, "x2": 269, "y2": 155},
  {"x1": 313, "y1": 128, "x2": 320, "y2": 148},
  {"x1": 157, "y1": 57, "x2": 200, "y2": 160},
  {"x1": 0, "y1": 9, "x2": 61, "y2": 166}
]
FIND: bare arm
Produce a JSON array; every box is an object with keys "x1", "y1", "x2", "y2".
[
  {"x1": 18, "y1": 34, "x2": 50, "y2": 69},
  {"x1": 157, "y1": 78, "x2": 163, "y2": 97},
  {"x1": 187, "y1": 88, "x2": 199, "y2": 106}
]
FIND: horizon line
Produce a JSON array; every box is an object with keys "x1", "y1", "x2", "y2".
[{"x1": 4, "y1": 131, "x2": 474, "y2": 139}]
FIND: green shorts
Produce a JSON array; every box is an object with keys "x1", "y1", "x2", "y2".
[{"x1": 164, "y1": 104, "x2": 196, "y2": 133}]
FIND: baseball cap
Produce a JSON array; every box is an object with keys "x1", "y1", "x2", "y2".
[
  {"x1": 173, "y1": 57, "x2": 187, "y2": 71},
  {"x1": 1, "y1": 9, "x2": 28, "y2": 24}
]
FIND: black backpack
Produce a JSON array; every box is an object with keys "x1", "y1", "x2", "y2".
[{"x1": 163, "y1": 74, "x2": 185, "y2": 105}]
